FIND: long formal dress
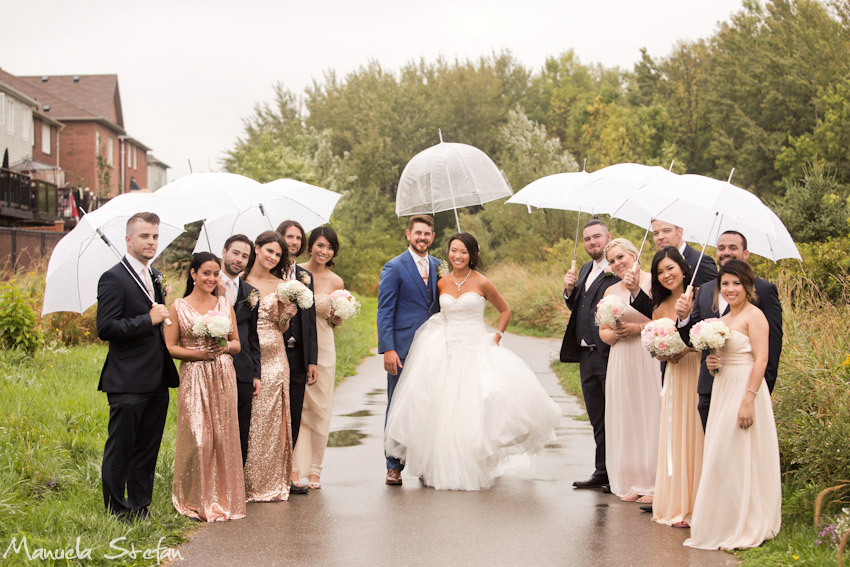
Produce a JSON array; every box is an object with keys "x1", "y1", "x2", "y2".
[
  {"x1": 172, "y1": 297, "x2": 246, "y2": 521},
  {"x1": 244, "y1": 293, "x2": 293, "y2": 502},
  {"x1": 604, "y1": 284, "x2": 662, "y2": 498},
  {"x1": 384, "y1": 292, "x2": 562, "y2": 491},
  {"x1": 292, "y1": 292, "x2": 335, "y2": 479},
  {"x1": 653, "y1": 350, "x2": 703, "y2": 525},
  {"x1": 685, "y1": 330, "x2": 781, "y2": 550}
]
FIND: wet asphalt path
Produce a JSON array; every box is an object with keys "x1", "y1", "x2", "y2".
[{"x1": 174, "y1": 333, "x2": 737, "y2": 567}]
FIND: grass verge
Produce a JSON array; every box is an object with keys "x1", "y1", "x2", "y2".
[
  {"x1": 550, "y1": 360, "x2": 588, "y2": 421},
  {"x1": 333, "y1": 296, "x2": 378, "y2": 386}
]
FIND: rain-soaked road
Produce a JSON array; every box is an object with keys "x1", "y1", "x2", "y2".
[{"x1": 174, "y1": 333, "x2": 737, "y2": 567}]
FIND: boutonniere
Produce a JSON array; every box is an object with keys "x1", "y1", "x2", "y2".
[
  {"x1": 242, "y1": 289, "x2": 260, "y2": 310},
  {"x1": 155, "y1": 273, "x2": 173, "y2": 296},
  {"x1": 299, "y1": 271, "x2": 312, "y2": 286},
  {"x1": 437, "y1": 260, "x2": 450, "y2": 278},
  {"x1": 602, "y1": 266, "x2": 616, "y2": 277}
]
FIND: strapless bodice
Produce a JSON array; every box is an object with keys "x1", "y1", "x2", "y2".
[
  {"x1": 718, "y1": 330, "x2": 754, "y2": 365},
  {"x1": 439, "y1": 293, "x2": 488, "y2": 354}
]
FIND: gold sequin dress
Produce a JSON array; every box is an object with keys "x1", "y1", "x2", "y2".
[
  {"x1": 244, "y1": 293, "x2": 293, "y2": 502},
  {"x1": 293, "y1": 292, "x2": 335, "y2": 479},
  {"x1": 171, "y1": 297, "x2": 246, "y2": 522}
]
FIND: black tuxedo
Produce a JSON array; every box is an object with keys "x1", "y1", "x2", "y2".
[
  {"x1": 96, "y1": 258, "x2": 179, "y2": 518},
  {"x1": 230, "y1": 278, "x2": 261, "y2": 465},
  {"x1": 678, "y1": 277, "x2": 783, "y2": 430},
  {"x1": 560, "y1": 261, "x2": 620, "y2": 478},
  {"x1": 682, "y1": 243, "x2": 718, "y2": 288},
  {"x1": 284, "y1": 265, "x2": 318, "y2": 446}
]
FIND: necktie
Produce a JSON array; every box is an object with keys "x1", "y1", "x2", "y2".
[
  {"x1": 143, "y1": 269, "x2": 154, "y2": 297},
  {"x1": 585, "y1": 264, "x2": 600, "y2": 291},
  {"x1": 225, "y1": 279, "x2": 237, "y2": 306},
  {"x1": 418, "y1": 258, "x2": 429, "y2": 284}
]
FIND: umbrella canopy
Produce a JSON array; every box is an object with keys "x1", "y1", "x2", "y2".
[
  {"x1": 612, "y1": 174, "x2": 801, "y2": 261},
  {"x1": 570, "y1": 163, "x2": 679, "y2": 214},
  {"x1": 155, "y1": 171, "x2": 265, "y2": 225},
  {"x1": 42, "y1": 192, "x2": 189, "y2": 315},
  {"x1": 193, "y1": 178, "x2": 342, "y2": 254},
  {"x1": 506, "y1": 171, "x2": 598, "y2": 212},
  {"x1": 396, "y1": 135, "x2": 512, "y2": 230}
]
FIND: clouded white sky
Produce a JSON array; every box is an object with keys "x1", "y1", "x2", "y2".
[{"x1": 2, "y1": 0, "x2": 744, "y2": 182}]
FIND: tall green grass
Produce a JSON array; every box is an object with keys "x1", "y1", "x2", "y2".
[{"x1": 332, "y1": 296, "x2": 377, "y2": 386}]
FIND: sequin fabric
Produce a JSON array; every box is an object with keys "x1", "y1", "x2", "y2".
[
  {"x1": 171, "y1": 297, "x2": 246, "y2": 521},
  {"x1": 244, "y1": 293, "x2": 293, "y2": 502}
]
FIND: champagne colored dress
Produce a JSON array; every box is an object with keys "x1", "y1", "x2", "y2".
[
  {"x1": 172, "y1": 297, "x2": 246, "y2": 521},
  {"x1": 604, "y1": 283, "x2": 662, "y2": 498},
  {"x1": 244, "y1": 293, "x2": 293, "y2": 502},
  {"x1": 685, "y1": 331, "x2": 781, "y2": 550},
  {"x1": 293, "y1": 292, "x2": 335, "y2": 479},
  {"x1": 652, "y1": 350, "x2": 704, "y2": 526}
]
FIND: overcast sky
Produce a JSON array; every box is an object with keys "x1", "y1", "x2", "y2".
[{"x1": 2, "y1": 0, "x2": 744, "y2": 182}]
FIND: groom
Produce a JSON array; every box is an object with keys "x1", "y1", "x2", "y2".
[{"x1": 378, "y1": 214, "x2": 440, "y2": 486}]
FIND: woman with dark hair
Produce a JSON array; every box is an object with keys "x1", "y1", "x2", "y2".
[
  {"x1": 648, "y1": 246, "x2": 703, "y2": 529},
  {"x1": 385, "y1": 233, "x2": 561, "y2": 491},
  {"x1": 242, "y1": 230, "x2": 298, "y2": 501},
  {"x1": 597, "y1": 238, "x2": 661, "y2": 504},
  {"x1": 685, "y1": 260, "x2": 781, "y2": 550},
  {"x1": 165, "y1": 252, "x2": 245, "y2": 521},
  {"x1": 291, "y1": 227, "x2": 345, "y2": 489}
]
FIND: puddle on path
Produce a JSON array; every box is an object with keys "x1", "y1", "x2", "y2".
[
  {"x1": 327, "y1": 429, "x2": 367, "y2": 447},
  {"x1": 342, "y1": 410, "x2": 371, "y2": 417}
]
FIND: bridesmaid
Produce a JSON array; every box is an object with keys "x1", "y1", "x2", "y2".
[
  {"x1": 649, "y1": 247, "x2": 704, "y2": 529},
  {"x1": 685, "y1": 260, "x2": 781, "y2": 550},
  {"x1": 165, "y1": 252, "x2": 246, "y2": 522},
  {"x1": 291, "y1": 227, "x2": 344, "y2": 489},
  {"x1": 243, "y1": 230, "x2": 298, "y2": 502},
  {"x1": 598, "y1": 238, "x2": 661, "y2": 503}
]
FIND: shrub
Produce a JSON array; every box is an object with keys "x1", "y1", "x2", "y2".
[{"x1": 0, "y1": 283, "x2": 43, "y2": 353}]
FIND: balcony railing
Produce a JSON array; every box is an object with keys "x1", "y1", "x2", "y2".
[{"x1": 1, "y1": 167, "x2": 63, "y2": 221}]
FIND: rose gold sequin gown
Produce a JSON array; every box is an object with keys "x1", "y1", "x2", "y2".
[
  {"x1": 244, "y1": 293, "x2": 293, "y2": 502},
  {"x1": 293, "y1": 292, "x2": 335, "y2": 479},
  {"x1": 171, "y1": 297, "x2": 246, "y2": 521}
]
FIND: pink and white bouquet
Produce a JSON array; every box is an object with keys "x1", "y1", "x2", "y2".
[
  {"x1": 594, "y1": 294, "x2": 628, "y2": 327},
  {"x1": 328, "y1": 289, "x2": 361, "y2": 321},
  {"x1": 192, "y1": 310, "x2": 232, "y2": 347},
  {"x1": 641, "y1": 318, "x2": 686, "y2": 357},
  {"x1": 276, "y1": 280, "x2": 314, "y2": 309},
  {"x1": 689, "y1": 318, "x2": 731, "y2": 351}
]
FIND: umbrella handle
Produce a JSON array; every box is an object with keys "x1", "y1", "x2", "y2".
[{"x1": 684, "y1": 285, "x2": 693, "y2": 301}]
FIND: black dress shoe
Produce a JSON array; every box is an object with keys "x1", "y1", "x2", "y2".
[
  {"x1": 573, "y1": 475, "x2": 609, "y2": 489},
  {"x1": 601, "y1": 484, "x2": 611, "y2": 494},
  {"x1": 640, "y1": 504, "x2": 653, "y2": 513},
  {"x1": 290, "y1": 483, "x2": 308, "y2": 495}
]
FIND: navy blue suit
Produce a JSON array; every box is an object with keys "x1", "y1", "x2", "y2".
[{"x1": 377, "y1": 251, "x2": 440, "y2": 470}]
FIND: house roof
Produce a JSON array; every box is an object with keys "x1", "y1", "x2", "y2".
[
  {"x1": 147, "y1": 154, "x2": 171, "y2": 169},
  {"x1": 17, "y1": 73, "x2": 124, "y2": 128},
  {"x1": 0, "y1": 78, "x2": 39, "y2": 107}
]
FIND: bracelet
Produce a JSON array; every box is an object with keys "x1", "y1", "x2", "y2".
[
  {"x1": 225, "y1": 344, "x2": 230, "y2": 354},
  {"x1": 746, "y1": 388, "x2": 759, "y2": 396},
  {"x1": 496, "y1": 330, "x2": 505, "y2": 337}
]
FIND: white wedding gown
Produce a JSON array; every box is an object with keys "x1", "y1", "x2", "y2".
[{"x1": 384, "y1": 292, "x2": 562, "y2": 491}]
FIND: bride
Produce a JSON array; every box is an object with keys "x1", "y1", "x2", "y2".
[{"x1": 384, "y1": 233, "x2": 562, "y2": 491}]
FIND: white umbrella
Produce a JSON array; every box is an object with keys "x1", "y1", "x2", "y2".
[
  {"x1": 396, "y1": 131, "x2": 512, "y2": 231},
  {"x1": 193, "y1": 179, "x2": 342, "y2": 253},
  {"x1": 571, "y1": 163, "x2": 679, "y2": 213},
  {"x1": 42, "y1": 192, "x2": 189, "y2": 316},
  {"x1": 155, "y1": 171, "x2": 265, "y2": 225}
]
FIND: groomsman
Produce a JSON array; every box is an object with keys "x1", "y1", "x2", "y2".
[
  {"x1": 220, "y1": 234, "x2": 262, "y2": 466},
  {"x1": 560, "y1": 218, "x2": 619, "y2": 490},
  {"x1": 276, "y1": 220, "x2": 317, "y2": 494},
  {"x1": 651, "y1": 220, "x2": 718, "y2": 286},
  {"x1": 96, "y1": 212, "x2": 179, "y2": 520},
  {"x1": 675, "y1": 230, "x2": 783, "y2": 430}
]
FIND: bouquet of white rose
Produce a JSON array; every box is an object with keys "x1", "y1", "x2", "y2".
[
  {"x1": 641, "y1": 318, "x2": 686, "y2": 357},
  {"x1": 689, "y1": 318, "x2": 731, "y2": 351},
  {"x1": 328, "y1": 289, "x2": 361, "y2": 321},
  {"x1": 192, "y1": 310, "x2": 232, "y2": 347},
  {"x1": 594, "y1": 294, "x2": 628, "y2": 327},
  {"x1": 276, "y1": 280, "x2": 314, "y2": 309}
]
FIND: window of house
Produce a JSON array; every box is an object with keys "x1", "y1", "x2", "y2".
[
  {"x1": 0, "y1": 93, "x2": 5, "y2": 126},
  {"x1": 42, "y1": 123, "x2": 51, "y2": 154},
  {"x1": 23, "y1": 108, "x2": 32, "y2": 142},
  {"x1": 133, "y1": 147, "x2": 137, "y2": 170},
  {"x1": 7, "y1": 100, "x2": 14, "y2": 134},
  {"x1": 107, "y1": 137, "x2": 114, "y2": 166}
]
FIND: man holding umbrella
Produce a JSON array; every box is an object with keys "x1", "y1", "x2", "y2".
[
  {"x1": 96, "y1": 212, "x2": 179, "y2": 521},
  {"x1": 651, "y1": 220, "x2": 718, "y2": 286}
]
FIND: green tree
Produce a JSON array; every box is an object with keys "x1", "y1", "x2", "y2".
[{"x1": 775, "y1": 162, "x2": 850, "y2": 242}]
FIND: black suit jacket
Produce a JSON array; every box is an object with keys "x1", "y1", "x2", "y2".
[
  {"x1": 560, "y1": 262, "x2": 621, "y2": 363},
  {"x1": 284, "y1": 265, "x2": 318, "y2": 368},
  {"x1": 232, "y1": 279, "x2": 261, "y2": 384},
  {"x1": 96, "y1": 259, "x2": 179, "y2": 393},
  {"x1": 678, "y1": 277, "x2": 783, "y2": 396},
  {"x1": 682, "y1": 243, "x2": 718, "y2": 288}
]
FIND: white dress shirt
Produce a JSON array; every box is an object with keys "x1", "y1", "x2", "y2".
[
  {"x1": 125, "y1": 254, "x2": 154, "y2": 298},
  {"x1": 408, "y1": 247, "x2": 430, "y2": 283}
]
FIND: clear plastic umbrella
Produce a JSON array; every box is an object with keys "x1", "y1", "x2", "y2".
[{"x1": 396, "y1": 131, "x2": 512, "y2": 231}]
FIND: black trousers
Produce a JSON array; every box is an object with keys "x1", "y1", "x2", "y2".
[
  {"x1": 698, "y1": 392, "x2": 711, "y2": 433},
  {"x1": 102, "y1": 386, "x2": 169, "y2": 517},
  {"x1": 236, "y1": 380, "x2": 255, "y2": 466},
  {"x1": 579, "y1": 348, "x2": 608, "y2": 478},
  {"x1": 287, "y1": 348, "x2": 308, "y2": 446}
]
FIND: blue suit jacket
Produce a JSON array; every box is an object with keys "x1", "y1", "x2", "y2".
[{"x1": 377, "y1": 251, "x2": 441, "y2": 360}]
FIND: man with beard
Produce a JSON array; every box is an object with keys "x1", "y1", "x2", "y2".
[
  {"x1": 219, "y1": 234, "x2": 262, "y2": 466},
  {"x1": 377, "y1": 214, "x2": 441, "y2": 486},
  {"x1": 560, "y1": 218, "x2": 619, "y2": 490}
]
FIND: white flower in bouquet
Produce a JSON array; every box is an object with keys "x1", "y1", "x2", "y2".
[
  {"x1": 641, "y1": 318, "x2": 686, "y2": 357},
  {"x1": 328, "y1": 289, "x2": 361, "y2": 321},
  {"x1": 689, "y1": 318, "x2": 731, "y2": 351},
  {"x1": 277, "y1": 280, "x2": 314, "y2": 309},
  {"x1": 594, "y1": 294, "x2": 628, "y2": 327},
  {"x1": 193, "y1": 310, "x2": 232, "y2": 347}
]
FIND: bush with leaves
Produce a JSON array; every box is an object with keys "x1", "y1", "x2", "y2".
[
  {"x1": 0, "y1": 283, "x2": 43, "y2": 353},
  {"x1": 775, "y1": 163, "x2": 850, "y2": 243}
]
